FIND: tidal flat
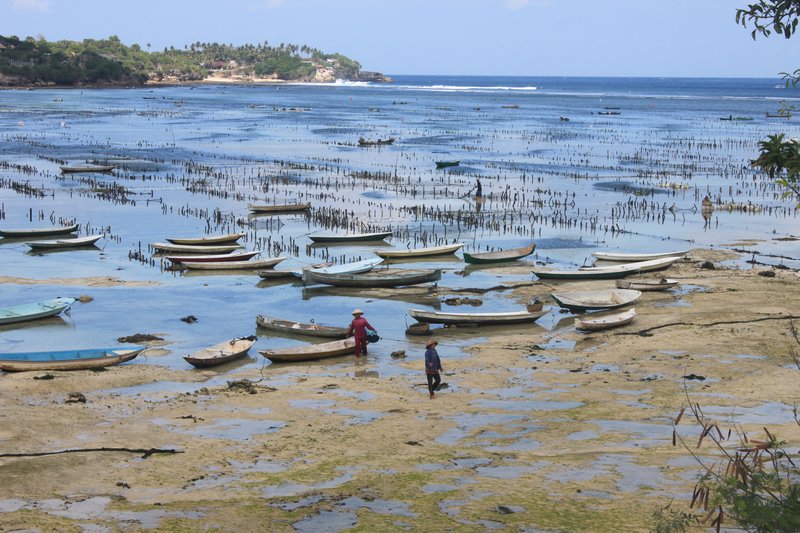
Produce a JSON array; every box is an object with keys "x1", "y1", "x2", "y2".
[{"x1": 1, "y1": 77, "x2": 800, "y2": 530}]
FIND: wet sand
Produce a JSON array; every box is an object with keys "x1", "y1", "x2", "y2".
[{"x1": 1, "y1": 250, "x2": 799, "y2": 531}]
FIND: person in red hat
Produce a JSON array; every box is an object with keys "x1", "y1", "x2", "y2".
[
  {"x1": 347, "y1": 309, "x2": 376, "y2": 358},
  {"x1": 424, "y1": 339, "x2": 443, "y2": 399}
]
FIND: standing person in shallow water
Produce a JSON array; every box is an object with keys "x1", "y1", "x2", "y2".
[
  {"x1": 475, "y1": 178, "x2": 482, "y2": 198},
  {"x1": 425, "y1": 339, "x2": 443, "y2": 399},
  {"x1": 347, "y1": 309, "x2": 375, "y2": 358}
]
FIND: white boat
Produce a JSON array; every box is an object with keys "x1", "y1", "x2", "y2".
[
  {"x1": 59, "y1": 164, "x2": 115, "y2": 173},
  {"x1": 0, "y1": 297, "x2": 76, "y2": 325},
  {"x1": 151, "y1": 242, "x2": 243, "y2": 254},
  {"x1": 591, "y1": 250, "x2": 688, "y2": 262},
  {"x1": 25, "y1": 235, "x2": 103, "y2": 250},
  {"x1": 551, "y1": 289, "x2": 642, "y2": 312},
  {"x1": 247, "y1": 202, "x2": 311, "y2": 213},
  {"x1": 580, "y1": 256, "x2": 682, "y2": 274},
  {"x1": 165, "y1": 250, "x2": 259, "y2": 264},
  {"x1": 0, "y1": 223, "x2": 79, "y2": 238},
  {"x1": 181, "y1": 257, "x2": 286, "y2": 271},
  {"x1": 297, "y1": 257, "x2": 383, "y2": 279},
  {"x1": 166, "y1": 232, "x2": 245, "y2": 246},
  {"x1": 407, "y1": 307, "x2": 548, "y2": 325},
  {"x1": 616, "y1": 278, "x2": 679, "y2": 291},
  {"x1": 374, "y1": 243, "x2": 464, "y2": 259},
  {"x1": 574, "y1": 308, "x2": 636, "y2": 331}
]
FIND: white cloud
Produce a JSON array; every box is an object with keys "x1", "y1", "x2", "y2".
[{"x1": 12, "y1": 0, "x2": 51, "y2": 12}]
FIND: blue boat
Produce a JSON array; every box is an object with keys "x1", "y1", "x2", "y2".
[
  {"x1": 0, "y1": 297, "x2": 77, "y2": 325},
  {"x1": 0, "y1": 347, "x2": 145, "y2": 372}
]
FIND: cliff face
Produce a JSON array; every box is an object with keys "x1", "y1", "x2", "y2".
[{"x1": 357, "y1": 71, "x2": 393, "y2": 82}]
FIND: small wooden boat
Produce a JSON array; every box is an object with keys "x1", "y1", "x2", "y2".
[
  {"x1": 591, "y1": 250, "x2": 688, "y2": 262},
  {"x1": 532, "y1": 266, "x2": 632, "y2": 280},
  {"x1": 259, "y1": 261, "x2": 335, "y2": 279},
  {"x1": 181, "y1": 257, "x2": 286, "y2": 271},
  {"x1": 183, "y1": 338, "x2": 256, "y2": 368},
  {"x1": 166, "y1": 232, "x2": 245, "y2": 246},
  {"x1": 247, "y1": 202, "x2": 311, "y2": 213},
  {"x1": 296, "y1": 258, "x2": 383, "y2": 279},
  {"x1": 581, "y1": 256, "x2": 682, "y2": 274},
  {"x1": 463, "y1": 244, "x2": 536, "y2": 264},
  {"x1": 308, "y1": 231, "x2": 393, "y2": 243},
  {"x1": 435, "y1": 161, "x2": 460, "y2": 169},
  {"x1": 151, "y1": 242, "x2": 243, "y2": 254},
  {"x1": 166, "y1": 250, "x2": 259, "y2": 265},
  {"x1": 303, "y1": 268, "x2": 441, "y2": 288},
  {"x1": 358, "y1": 137, "x2": 395, "y2": 146},
  {"x1": 0, "y1": 346, "x2": 144, "y2": 372},
  {"x1": 407, "y1": 307, "x2": 547, "y2": 325},
  {"x1": 260, "y1": 338, "x2": 356, "y2": 363},
  {"x1": 0, "y1": 223, "x2": 79, "y2": 238},
  {"x1": 59, "y1": 164, "x2": 115, "y2": 173},
  {"x1": 575, "y1": 308, "x2": 636, "y2": 331},
  {"x1": 374, "y1": 243, "x2": 464, "y2": 259},
  {"x1": 26, "y1": 235, "x2": 103, "y2": 250},
  {"x1": 0, "y1": 297, "x2": 76, "y2": 325},
  {"x1": 551, "y1": 289, "x2": 642, "y2": 312},
  {"x1": 616, "y1": 278, "x2": 679, "y2": 291},
  {"x1": 256, "y1": 315, "x2": 348, "y2": 339}
]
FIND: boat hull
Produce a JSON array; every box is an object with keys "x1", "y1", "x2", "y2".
[
  {"x1": 308, "y1": 231, "x2": 393, "y2": 243},
  {"x1": 616, "y1": 278, "x2": 679, "y2": 291},
  {"x1": 166, "y1": 251, "x2": 259, "y2": 264},
  {"x1": 374, "y1": 243, "x2": 464, "y2": 259},
  {"x1": 303, "y1": 269, "x2": 441, "y2": 288},
  {"x1": 151, "y1": 242, "x2": 243, "y2": 254},
  {"x1": 248, "y1": 203, "x2": 311, "y2": 213},
  {"x1": 551, "y1": 289, "x2": 642, "y2": 312},
  {"x1": 184, "y1": 338, "x2": 255, "y2": 368},
  {"x1": 260, "y1": 338, "x2": 356, "y2": 363},
  {"x1": 407, "y1": 308, "x2": 547, "y2": 325},
  {"x1": 592, "y1": 250, "x2": 688, "y2": 262},
  {"x1": 256, "y1": 315, "x2": 348, "y2": 339},
  {"x1": 182, "y1": 257, "x2": 286, "y2": 270},
  {"x1": 60, "y1": 165, "x2": 115, "y2": 173},
  {"x1": 26, "y1": 235, "x2": 103, "y2": 250},
  {"x1": 532, "y1": 268, "x2": 631, "y2": 280},
  {"x1": 0, "y1": 223, "x2": 79, "y2": 238},
  {"x1": 0, "y1": 347, "x2": 144, "y2": 372},
  {"x1": 575, "y1": 308, "x2": 636, "y2": 331},
  {"x1": 0, "y1": 297, "x2": 76, "y2": 325},
  {"x1": 463, "y1": 244, "x2": 535, "y2": 264},
  {"x1": 166, "y1": 232, "x2": 246, "y2": 245}
]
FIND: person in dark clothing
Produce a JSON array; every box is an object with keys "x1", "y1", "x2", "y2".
[
  {"x1": 347, "y1": 309, "x2": 376, "y2": 357},
  {"x1": 475, "y1": 178, "x2": 483, "y2": 198},
  {"x1": 424, "y1": 339, "x2": 443, "y2": 399}
]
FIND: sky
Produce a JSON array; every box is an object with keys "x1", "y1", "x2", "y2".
[{"x1": 3, "y1": 0, "x2": 800, "y2": 78}]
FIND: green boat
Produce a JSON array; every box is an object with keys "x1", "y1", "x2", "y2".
[
  {"x1": 463, "y1": 244, "x2": 535, "y2": 265},
  {"x1": 435, "y1": 160, "x2": 460, "y2": 169}
]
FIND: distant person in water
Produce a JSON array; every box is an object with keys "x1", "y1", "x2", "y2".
[
  {"x1": 475, "y1": 178, "x2": 483, "y2": 198},
  {"x1": 347, "y1": 309, "x2": 376, "y2": 358},
  {"x1": 425, "y1": 339, "x2": 443, "y2": 399}
]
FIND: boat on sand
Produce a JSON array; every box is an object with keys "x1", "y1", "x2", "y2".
[
  {"x1": 463, "y1": 244, "x2": 535, "y2": 264},
  {"x1": 574, "y1": 308, "x2": 636, "y2": 331},
  {"x1": 0, "y1": 346, "x2": 144, "y2": 372},
  {"x1": 183, "y1": 338, "x2": 256, "y2": 368},
  {"x1": 303, "y1": 268, "x2": 441, "y2": 288},
  {"x1": 616, "y1": 278, "x2": 679, "y2": 291},
  {"x1": 407, "y1": 306, "x2": 547, "y2": 325},
  {"x1": 591, "y1": 250, "x2": 688, "y2": 262},
  {"x1": 551, "y1": 289, "x2": 642, "y2": 312},
  {"x1": 260, "y1": 338, "x2": 356, "y2": 363}
]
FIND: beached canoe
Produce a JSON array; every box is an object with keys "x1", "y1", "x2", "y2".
[
  {"x1": 181, "y1": 257, "x2": 286, "y2": 271},
  {"x1": 296, "y1": 258, "x2": 383, "y2": 279},
  {"x1": 247, "y1": 202, "x2": 311, "y2": 213},
  {"x1": 591, "y1": 250, "x2": 688, "y2": 262},
  {"x1": 260, "y1": 338, "x2": 356, "y2": 363},
  {"x1": 303, "y1": 268, "x2": 441, "y2": 288},
  {"x1": 463, "y1": 244, "x2": 535, "y2": 264},
  {"x1": 616, "y1": 278, "x2": 679, "y2": 291},
  {"x1": 0, "y1": 223, "x2": 79, "y2": 238},
  {"x1": 165, "y1": 232, "x2": 246, "y2": 246},
  {"x1": 151, "y1": 242, "x2": 243, "y2": 254},
  {"x1": 183, "y1": 338, "x2": 256, "y2": 368},
  {"x1": 59, "y1": 164, "x2": 115, "y2": 173},
  {"x1": 407, "y1": 307, "x2": 548, "y2": 325},
  {"x1": 26, "y1": 234, "x2": 103, "y2": 250},
  {"x1": 0, "y1": 346, "x2": 144, "y2": 372},
  {"x1": 374, "y1": 243, "x2": 464, "y2": 259},
  {"x1": 308, "y1": 231, "x2": 393, "y2": 243},
  {"x1": 435, "y1": 161, "x2": 460, "y2": 169},
  {"x1": 166, "y1": 250, "x2": 259, "y2": 265},
  {"x1": 256, "y1": 315, "x2": 348, "y2": 339},
  {"x1": 574, "y1": 308, "x2": 636, "y2": 331},
  {"x1": 551, "y1": 289, "x2": 642, "y2": 312},
  {"x1": 532, "y1": 265, "x2": 633, "y2": 280},
  {"x1": 0, "y1": 297, "x2": 76, "y2": 325},
  {"x1": 580, "y1": 256, "x2": 682, "y2": 274}
]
